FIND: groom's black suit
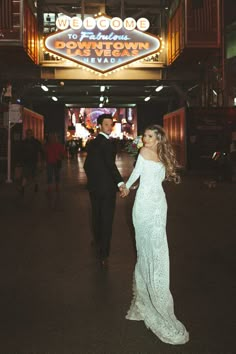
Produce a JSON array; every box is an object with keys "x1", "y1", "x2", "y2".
[{"x1": 84, "y1": 133, "x2": 124, "y2": 260}]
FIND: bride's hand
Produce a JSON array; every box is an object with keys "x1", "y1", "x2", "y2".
[{"x1": 120, "y1": 186, "x2": 130, "y2": 198}]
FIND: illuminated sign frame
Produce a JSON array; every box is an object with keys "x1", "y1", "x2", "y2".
[{"x1": 44, "y1": 14, "x2": 164, "y2": 75}]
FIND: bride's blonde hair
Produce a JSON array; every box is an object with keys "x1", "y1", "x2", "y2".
[{"x1": 145, "y1": 124, "x2": 180, "y2": 183}]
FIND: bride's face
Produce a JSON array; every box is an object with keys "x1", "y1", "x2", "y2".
[{"x1": 143, "y1": 129, "x2": 158, "y2": 149}]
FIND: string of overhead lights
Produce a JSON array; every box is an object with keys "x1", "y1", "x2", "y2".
[
  {"x1": 144, "y1": 84, "x2": 164, "y2": 102},
  {"x1": 99, "y1": 95, "x2": 109, "y2": 107},
  {"x1": 98, "y1": 85, "x2": 110, "y2": 106},
  {"x1": 40, "y1": 79, "x2": 164, "y2": 104},
  {"x1": 40, "y1": 81, "x2": 59, "y2": 101}
]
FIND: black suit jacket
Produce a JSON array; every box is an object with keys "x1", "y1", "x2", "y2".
[{"x1": 84, "y1": 134, "x2": 123, "y2": 196}]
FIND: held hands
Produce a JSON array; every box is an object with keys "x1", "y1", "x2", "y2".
[{"x1": 119, "y1": 183, "x2": 130, "y2": 198}]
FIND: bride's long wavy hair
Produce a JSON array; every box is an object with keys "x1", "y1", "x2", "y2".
[{"x1": 144, "y1": 124, "x2": 180, "y2": 183}]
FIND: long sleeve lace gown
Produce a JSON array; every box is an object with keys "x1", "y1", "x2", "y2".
[{"x1": 125, "y1": 154, "x2": 189, "y2": 345}]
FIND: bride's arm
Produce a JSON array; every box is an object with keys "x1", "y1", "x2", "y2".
[{"x1": 126, "y1": 153, "x2": 143, "y2": 190}]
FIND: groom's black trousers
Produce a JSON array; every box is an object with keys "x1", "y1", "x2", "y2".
[{"x1": 89, "y1": 191, "x2": 116, "y2": 259}]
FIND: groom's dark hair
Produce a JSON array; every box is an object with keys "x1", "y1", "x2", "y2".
[{"x1": 97, "y1": 113, "x2": 113, "y2": 125}]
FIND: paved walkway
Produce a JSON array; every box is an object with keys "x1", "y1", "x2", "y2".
[{"x1": 0, "y1": 152, "x2": 235, "y2": 354}]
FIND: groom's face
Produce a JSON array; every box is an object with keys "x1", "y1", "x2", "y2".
[{"x1": 100, "y1": 118, "x2": 114, "y2": 136}]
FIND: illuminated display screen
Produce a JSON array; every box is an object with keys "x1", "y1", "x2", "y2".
[{"x1": 65, "y1": 107, "x2": 136, "y2": 140}]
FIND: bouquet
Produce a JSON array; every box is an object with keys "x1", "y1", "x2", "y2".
[{"x1": 125, "y1": 135, "x2": 143, "y2": 157}]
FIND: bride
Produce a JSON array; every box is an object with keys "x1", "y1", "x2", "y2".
[{"x1": 121, "y1": 125, "x2": 189, "y2": 345}]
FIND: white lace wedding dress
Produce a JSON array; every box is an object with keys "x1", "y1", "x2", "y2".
[{"x1": 125, "y1": 154, "x2": 189, "y2": 345}]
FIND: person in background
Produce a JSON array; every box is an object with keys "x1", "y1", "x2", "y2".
[
  {"x1": 18, "y1": 128, "x2": 43, "y2": 195},
  {"x1": 67, "y1": 139, "x2": 79, "y2": 159},
  {"x1": 84, "y1": 113, "x2": 127, "y2": 268},
  {"x1": 44, "y1": 133, "x2": 66, "y2": 194},
  {"x1": 121, "y1": 125, "x2": 189, "y2": 345}
]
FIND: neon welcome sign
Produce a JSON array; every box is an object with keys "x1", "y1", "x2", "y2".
[{"x1": 44, "y1": 14, "x2": 164, "y2": 74}]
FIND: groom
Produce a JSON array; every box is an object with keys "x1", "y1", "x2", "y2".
[{"x1": 84, "y1": 113, "x2": 127, "y2": 267}]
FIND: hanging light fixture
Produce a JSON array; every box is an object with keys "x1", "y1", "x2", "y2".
[
  {"x1": 41, "y1": 84, "x2": 48, "y2": 92},
  {"x1": 155, "y1": 85, "x2": 164, "y2": 92}
]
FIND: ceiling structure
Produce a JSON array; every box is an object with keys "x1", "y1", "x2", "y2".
[
  {"x1": 7, "y1": 0, "x2": 199, "y2": 109},
  {"x1": 21, "y1": 78, "x2": 190, "y2": 108}
]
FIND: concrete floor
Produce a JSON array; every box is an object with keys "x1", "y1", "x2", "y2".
[{"x1": 0, "y1": 152, "x2": 235, "y2": 354}]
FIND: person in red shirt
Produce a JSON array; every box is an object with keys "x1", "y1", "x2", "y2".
[{"x1": 44, "y1": 133, "x2": 66, "y2": 194}]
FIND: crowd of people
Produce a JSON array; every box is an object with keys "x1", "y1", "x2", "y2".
[{"x1": 15, "y1": 129, "x2": 66, "y2": 196}]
